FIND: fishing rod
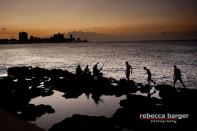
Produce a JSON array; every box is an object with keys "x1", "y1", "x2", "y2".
[
  {"x1": 101, "y1": 63, "x2": 105, "y2": 69},
  {"x1": 100, "y1": 59, "x2": 107, "y2": 70}
]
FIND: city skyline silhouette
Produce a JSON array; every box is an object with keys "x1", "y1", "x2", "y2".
[{"x1": 0, "y1": 0, "x2": 197, "y2": 41}]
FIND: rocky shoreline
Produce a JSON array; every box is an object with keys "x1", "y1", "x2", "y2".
[
  {"x1": 0, "y1": 66, "x2": 197, "y2": 131},
  {"x1": 0, "y1": 108, "x2": 44, "y2": 131}
]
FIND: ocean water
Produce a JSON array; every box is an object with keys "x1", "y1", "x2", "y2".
[
  {"x1": 0, "y1": 41, "x2": 197, "y2": 130},
  {"x1": 0, "y1": 41, "x2": 196, "y2": 87}
]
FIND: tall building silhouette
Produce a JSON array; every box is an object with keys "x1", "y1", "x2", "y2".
[
  {"x1": 70, "y1": 34, "x2": 75, "y2": 42},
  {"x1": 19, "y1": 32, "x2": 28, "y2": 41}
]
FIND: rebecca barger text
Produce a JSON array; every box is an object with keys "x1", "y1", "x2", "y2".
[{"x1": 140, "y1": 113, "x2": 189, "y2": 123}]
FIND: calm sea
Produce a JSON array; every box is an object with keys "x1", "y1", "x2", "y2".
[{"x1": 0, "y1": 41, "x2": 197, "y2": 130}]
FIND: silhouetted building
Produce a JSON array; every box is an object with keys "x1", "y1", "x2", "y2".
[
  {"x1": 70, "y1": 34, "x2": 73, "y2": 40},
  {"x1": 76, "y1": 38, "x2": 80, "y2": 42},
  {"x1": 52, "y1": 33, "x2": 65, "y2": 41},
  {"x1": 30, "y1": 36, "x2": 34, "y2": 40},
  {"x1": 19, "y1": 32, "x2": 28, "y2": 41},
  {"x1": 70, "y1": 34, "x2": 75, "y2": 42},
  {"x1": 0, "y1": 32, "x2": 88, "y2": 44}
]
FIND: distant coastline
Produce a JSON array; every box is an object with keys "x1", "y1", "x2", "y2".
[
  {"x1": 0, "y1": 32, "x2": 88, "y2": 44},
  {"x1": 97, "y1": 39, "x2": 197, "y2": 43},
  {"x1": 1, "y1": 31, "x2": 197, "y2": 44}
]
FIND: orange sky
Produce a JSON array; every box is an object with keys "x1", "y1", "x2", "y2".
[{"x1": 0, "y1": 0, "x2": 197, "y2": 40}]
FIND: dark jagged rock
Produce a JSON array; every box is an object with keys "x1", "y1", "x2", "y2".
[
  {"x1": 63, "y1": 92, "x2": 82, "y2": 99},
  {"x1": 112, "y1": 87, "x2": 197, "y2": 131},
  {"x1": 49, "y1": 114, "x2": 120, "y2": 131},
  {"x1": 139, "y1": 84, "x2": 152, "y2": 93},
  {"x1": 0, "y1": 68, "x2": 56, "y2": 118},
  {"x1": 1, "y1": 66, "x2": 197, "y2": 131},
  {"x1": 49, "y1": 87, "x2": 197, "y2": 131},
  {"x1": 7, "y1": 66, "x2": 74, "y2": 80},
  {"x1": 18, "y1": 104, "x2": 55, "y2": 121},
  {"x1": 5, "y1": 67, "x2": 139, "y2": 99},
  {"x1": 155, "y1": 84, "x2": 177, "y2": 99},
  {"x1": 2, "y1": 67, "x2": 197, "y2": 109},
  {"x1": 7, "y1": 67, "x2": 30, "y2": 78}
]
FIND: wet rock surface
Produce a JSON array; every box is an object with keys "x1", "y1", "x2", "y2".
[{"x1": 0, "y1": 66, "x2": 197, "y2": 131}]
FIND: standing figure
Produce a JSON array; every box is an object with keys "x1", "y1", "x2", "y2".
[
  {"x1": 173, "y1": 65, "x2": 185, "y2": 88},
  {"x1": 93, "y1": 63, "x2": 103, "y2": 79},
  {"x1": 144, "y1": 67, "x2": 156, "y2": 86},
  {"x1": 125, "y1": 62, "x2": 132, "y2": 80},
  {"x1": 76, "y1": 65, "x2": 83, "y2": 77}
]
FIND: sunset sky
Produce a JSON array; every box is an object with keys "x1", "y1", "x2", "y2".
[{"x1": 0, "y1": 0, "x2": 197, "y2": 40}]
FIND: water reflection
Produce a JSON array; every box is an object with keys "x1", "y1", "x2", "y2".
[{"x1": 30, "y1": 91, "x2": 126, "y2": 130}]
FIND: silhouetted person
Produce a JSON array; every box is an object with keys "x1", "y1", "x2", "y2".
[
  {"x1": 144, "y1": 67, "x2": 156, "y2": 86},
  {"x1": 84, "y1": 65, "x2": 91, "y2": 75},
  {"x1": 173, "y1": 65, "x2": 185, "y2": 88},
  {"x1": 93, "y1": 63, "x2": 103, "y2": 79},
  {"x1": 76, "y1": 65, "x2": 83, "y2": 77},
  {"x1": 125, "y1": 62, "x2": 132, "y2": 80}
]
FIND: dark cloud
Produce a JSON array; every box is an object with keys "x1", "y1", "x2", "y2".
[{"x1": 1, "y1": 28, "x2": 6, "y2": 31}]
